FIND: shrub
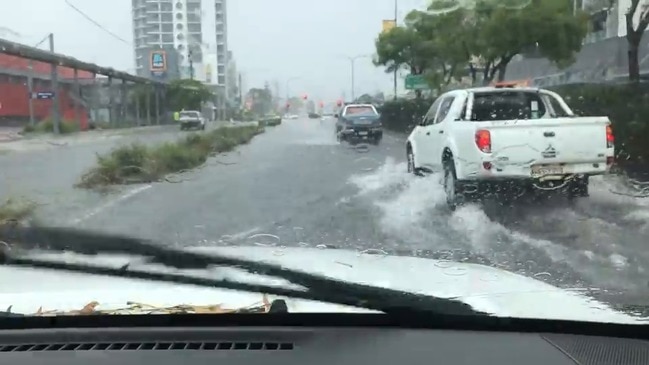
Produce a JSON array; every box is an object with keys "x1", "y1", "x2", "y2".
[
  {"x1": 0, "y1": 197, "x2": 36, "y2": 226},
  {"x1": 23, "y1": 118, "x2": 79, "y2": 134},
  {"x1": 77, "y1": 125, "x2": 264, "y2": 188},
  {"x1": 378, "y1": 98, "x2": 432, "y2": 133}
]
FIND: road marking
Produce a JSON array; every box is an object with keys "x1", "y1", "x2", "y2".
[{"x1": 68, "y1": 184, "x2": 152, "y2": 225}]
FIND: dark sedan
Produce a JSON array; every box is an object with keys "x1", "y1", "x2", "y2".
[{"x1": 335, "y1": 104, "x2": 382, "y2": 145}]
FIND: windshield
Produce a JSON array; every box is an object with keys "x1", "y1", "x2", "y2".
[
  {"x1": 344, "y1": 106, "x2": 377, "y2": 116},
  {"x1": 1, "y1": 0, "x2": 649, "y2": 324},
  {"x1": 471, "y1": 91, "x2": 547, "y2": 121},
  {"x1": 180, "y1": 111, "x2": 200, "y2": 118}
]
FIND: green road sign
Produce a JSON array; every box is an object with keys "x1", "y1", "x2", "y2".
[{"x1": 404, "y1": 74, "x2": 429, "y2": 90}]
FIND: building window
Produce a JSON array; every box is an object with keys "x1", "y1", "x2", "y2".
[
  {"x1": 176, "y1": 23, "x2": 183, "y2": 30},
  {"x1": 175, "y1": 1, "x2": 183, "y2": 9},
  {"x1": 175, "y1": 12, "x2": 183, "y2": 20}
]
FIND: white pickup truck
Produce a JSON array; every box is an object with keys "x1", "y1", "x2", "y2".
[{"x1": 406, "y1": 85, "x2": 615, "y2": 209}]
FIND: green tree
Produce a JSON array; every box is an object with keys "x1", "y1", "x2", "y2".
[
  {"x1": 374, "y1": 25, "x2": 435, "y2": 75},
  {"x1": 604, "y1": 0, "x2": 649, "y2": 82},
  {"x1": 406, "y1": 8, "x2": 471, "y2": 87},
  {"x1": 375, "y1": 0, "x2": 588, "y2": 87},
  {"x1": 165, "y1": 79, "x2": 214, "y2": 111},
  {"x1": 471, "y1": 0, "x2": 588, "y2": 83},
  {"x1": 247, "y1": 86, "x2": 273, "y2": 116}
]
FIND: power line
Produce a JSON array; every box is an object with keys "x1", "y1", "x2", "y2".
[
  {"x1": 63, "y1": 0, "x2": 130, "y2": 45},
  {"x1": 32, "y1": 34, "x2": 51, "y2": 48}
]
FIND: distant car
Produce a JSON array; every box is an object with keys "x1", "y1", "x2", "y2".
[
  {"x1": 289, "y1": 115, "x2": 299, "y2": 120},
  {"x1": 179, "y1": 111, "x2": 206, "y2": 131},
  {"x1": 335, "y1": 104, "x2": 382, "y2": 145}
]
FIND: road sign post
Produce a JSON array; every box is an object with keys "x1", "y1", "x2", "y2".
[{"x1": 404, "y1": 74, "x2": 429, "y2": 90}]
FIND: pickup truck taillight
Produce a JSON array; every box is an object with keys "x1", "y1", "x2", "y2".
[
  {"x1": 606, "y1": 124, "x2": 614, "y2": 148},
  {"x1": 475, "y1": 129, "x2": 491, "y2": 153}
]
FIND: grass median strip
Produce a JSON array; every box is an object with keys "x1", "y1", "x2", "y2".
[
  {"x1": 0, "y1": 197, "x2": 36, "y2": 226},
  {"x1": 77, "y1": 125, "x2": 264, "y2": 188}
]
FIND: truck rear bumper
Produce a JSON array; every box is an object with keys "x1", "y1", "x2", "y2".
[
  {"x1": 457, "y1": 159, "x2": 612, "y2": 181},
  {"x1": 341, "y1": 128, "x2": 382, "y2": 141},
  {"x1": 458, "y1": 174, "x2": 590, "y2": 198},
  {"x1": 181, "y1": 121, "x2": 202, "y2": 128}
]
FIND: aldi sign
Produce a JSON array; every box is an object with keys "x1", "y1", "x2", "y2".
[{"x1": 150, "y1": 50, "x2": 167, "y2": 77}]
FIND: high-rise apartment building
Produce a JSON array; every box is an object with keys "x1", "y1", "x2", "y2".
[
  {"x1": 214, "y1": 0, "x2": 228, "y2": 88},
  {"x1": 132, "y1": 0, "x2": 203, "y2": 80}
]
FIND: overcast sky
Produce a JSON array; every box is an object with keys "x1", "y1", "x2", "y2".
[{"x1": 0, "y1": 0, "x2": 429, "y2": 101}]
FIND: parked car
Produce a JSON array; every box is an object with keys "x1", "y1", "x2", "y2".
[{"x1": 179, "y1": 111, "x2": 206, "y2": 131}]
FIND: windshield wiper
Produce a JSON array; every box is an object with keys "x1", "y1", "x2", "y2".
[{"x1": 0, "y1": 226, "x2": 488, "y2": 316}]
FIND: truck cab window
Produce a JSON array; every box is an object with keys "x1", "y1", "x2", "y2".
[{"x1": 471, "y1": 91, "x2": 547, "y2": 121}]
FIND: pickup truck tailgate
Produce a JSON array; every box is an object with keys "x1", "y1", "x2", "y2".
[{"x1": 484, "y1": 117, "x2": 612, "y2": 167}]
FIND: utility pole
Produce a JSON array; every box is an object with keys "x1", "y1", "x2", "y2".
[
  {"x1": 27, "y1": 60, "x2": 35, "y2": 126},
  {"x1": 188, "y1": 49, "x2": 195, "y2": 80},
  {"x1": 238, "y1": 72, "x2": 243, "y2": 107},
  {"x1": 49, "y1": 33, "x2": 61, "y2": 134},
  {"x1": 393, "y1": 0, "x2": 398, "y2": 100}
]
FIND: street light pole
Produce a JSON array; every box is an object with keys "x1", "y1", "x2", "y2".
[
  {"x1": 350, "y1": 58, "x2": 356, "y2": 101},
  {"x1": 345, "y1": 55, "x2": 371, "y2": 101},
  {"x1": 393, "y1": 0, "x2": 398, "y2": 100}
]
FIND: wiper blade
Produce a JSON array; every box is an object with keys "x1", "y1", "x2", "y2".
[{"x1": 0, "y1": 226, "x2": 488, "y2": 316}]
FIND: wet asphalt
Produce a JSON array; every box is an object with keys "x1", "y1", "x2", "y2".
[{"x1": 2, "y1": 117, "x2": 649, "y2": 313}]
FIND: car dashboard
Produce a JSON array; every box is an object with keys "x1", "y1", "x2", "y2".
[{"x1": 0, "y1": 315, "x2": 647, "y2": 365}]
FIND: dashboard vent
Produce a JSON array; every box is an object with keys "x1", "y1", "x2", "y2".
[
  {"x1": 543, "y1": 334, "x2": 649, "y2": 365},
  {"x1": 0, "y1": 342, "x2": 294, "y2": 352}
]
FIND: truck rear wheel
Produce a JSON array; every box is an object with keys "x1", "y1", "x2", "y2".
[{"x1": 443, "y1": 158, "x2": 466, "y2": 210}]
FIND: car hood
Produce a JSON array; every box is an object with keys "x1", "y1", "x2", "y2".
[{"x1": 0, "y1": 246, "x2": 644, "y2": 323}]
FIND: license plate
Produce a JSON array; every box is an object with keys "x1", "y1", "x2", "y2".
[
  {"x1": 531, "y1": 164, "x2": 563, "y2": 177},
  {"x1": 358, "y1": 131, "x2": 368, "y2": 136}
]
